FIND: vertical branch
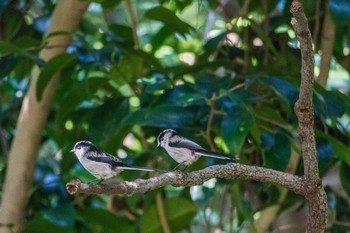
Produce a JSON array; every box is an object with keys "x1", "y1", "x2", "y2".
[
  {"x1": 313, "y1": 0, "x2": 321, "y2": 50},
  {"x1": 0, "y1": 127, "x2": 9, "y2": 158},
  {"x1": 261, "y1": 0, "x2": 270, "y2": 64},
  {"x1": 155, "y1": 193, "x2": 172, "y2": 233},
  {"x1": 125, "y1": 0, "x2": 144, "y2": 88},
  {"x1": 125, "y1": 0, "x2": 139, "y2": 49},
  {"x1": 290, "y1": 1, "x2": 327, "y2": 233},
  {"x1": 317, "y1": 4, "x2": 335, "y2": 87},
  {"x1": 290, "y1": 0, "x2": 318, "y2": 189}
]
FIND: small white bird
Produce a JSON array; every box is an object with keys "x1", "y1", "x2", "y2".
[
  {"x1": 157, "y1": 129, "x2": 239, "y2": 169},
  {"x1": 71, "y1": 141, "x2": 161, "y2": 182}
]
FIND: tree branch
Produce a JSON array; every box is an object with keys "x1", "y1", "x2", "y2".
[
  {"x1": 317, "y1": 3, "x2": 335, "y2": 87},
  {"x1": 125, "y1": 0, "x2": 139, "y2": 49},
  {"x1": 66, "y1": 163, "x2": 304, "y2": 196},
  {"x1": 290, "y1": 1, "x2": 327, "y2": 232},
  {"x1": 155, "y1": 193, "x2": 171, "y2": 233}
]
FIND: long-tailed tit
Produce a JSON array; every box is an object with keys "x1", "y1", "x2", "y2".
[
  {"x1": 71, "y1": 141, "x2": 161, "y2": 182},
  {"x1": 157, "y1": 129, "x2": 239, "y2": 169}
]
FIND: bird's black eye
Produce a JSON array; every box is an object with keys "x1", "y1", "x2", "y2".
[{"x1": 76, "y1": 146, "x2": 81, "y2": 150}]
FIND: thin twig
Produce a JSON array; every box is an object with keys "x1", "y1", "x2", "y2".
[
  {"x1": 203, "y1": 209, "x2": 211, "y2": 233},
  {"x1": 228, "y1": 186, "x2": 235, "y2": 233},
  {"x1": 261, "y1": 0, "x2": 270, "y2": 64},
  {"x1": 125, "y1": 0, "x2": 139, "y2": 49},
  {"x1": 215, "y1": 83, "x2": 245, "y2": 100},
  {"x1": 240, "y1": 0, "x2": 251, "y2": 15},
  {"x1": 156, "y1": 193, "x2": 172, "y2": 233},
  {"x1": 0, "y1": 127, "x2": 9, "y2": 158},
  {"x1": 313, "y1": 0, "x2": 321, "y2": 50},
  {"x1": 218, "y1": 185, "x2": 229, "y2": 230},
  {"x1": 317, "y1": 3, "x2": 335, "y2": 87}
]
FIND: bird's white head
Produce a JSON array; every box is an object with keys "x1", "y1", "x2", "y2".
[
  {"x1": 157, "y1": 129, "x2": 177, "y2": 148},
  {"x1": 70, "y1": 141, "x2": 96, "y2": 158}
]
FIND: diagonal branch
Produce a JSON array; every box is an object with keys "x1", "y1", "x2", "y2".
[{"x1": 66, "y1": 163, "x2": 305, "y2": 196}]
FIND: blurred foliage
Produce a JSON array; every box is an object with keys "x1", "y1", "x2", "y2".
[{"x1": 0, "y1": 0, "x2": 350, "y2": 232}]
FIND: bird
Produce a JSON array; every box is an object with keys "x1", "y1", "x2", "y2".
[
  {"x1": 70, "y1": 141, "x2": 162, "y2": 183},
  {"x1": 157, "y1": 129, "x2": 239, "y2": 170}
]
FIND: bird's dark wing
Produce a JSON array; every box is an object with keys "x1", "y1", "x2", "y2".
[
  {"x1": 86, "y1": 153, "x2": 128, "y2": 167},
  {"x1": 169, "y1": 135, "x2": 206, "y2": 151}
]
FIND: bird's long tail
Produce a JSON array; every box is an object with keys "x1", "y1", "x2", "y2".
[
  {"x1": 196, "y1": 151, "x2": 239, "y2": 161},
  {"x1": 121, "y1": 166, "x2": 167, "y2": 173}
]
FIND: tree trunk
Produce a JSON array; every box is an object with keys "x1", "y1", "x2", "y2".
[{"x1": 0, "y1": 1, "x2": 89, "y2": 232}]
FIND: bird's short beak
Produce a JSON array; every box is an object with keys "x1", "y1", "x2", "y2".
[{"x1": 70, "y1": 149, "x2": 75, "y2": 152}]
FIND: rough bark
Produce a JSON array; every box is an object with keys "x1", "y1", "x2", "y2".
[
  {"x1": 0, "y1": 1, "x2": 89, "y2": 232},
  {"x1": 290, "y1": 1, "x2": 327, "y2": 232},
  {"x1": 66, "y1": 163, "x2": 305, "y2": 196}
]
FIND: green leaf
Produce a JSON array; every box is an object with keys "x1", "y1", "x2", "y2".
[
  {"x1": 139, "y1": 75, "x2": 169, "y2": 93},
  {"x1": 141, "y1": 198, "x2": 197, "y2": 233},
  {"x1": 203, "y1": 33, "x2": 225, "y2": 51},
  {"x1": 123, "y1": 105, "x2": 195, "y2": 128},
  {"x1": 329, "y1": 0, "x2": 350, "y2": 24},
  {"x1": 0, "y1": 40, "x2": 44, "y2": 67},
  {"x1": 110, "y1": 53, "x2": 142, "y2": 85},
  {"x1": 44, "y1": 31, "x2": 71, "y2": 40},
  {"x1": 316, "y1": 130, "x2": 350, "y2": 166},
  {"x1": 88, "y1": 98, "x2": 129, "y2": 146},
  {"x1": 168, "y1": 85, "x2": 205, "y2": 106},
  {"x1": 314, "y1": 90, "x2": 346, "y2": 118},
  {"x1": 247, "y1": 75, "x2": 299, "y2": 116},
  {"x1": 26, "y1": 216, "x2": 73, "y2": 233},
  {"x1": 77, "y1": 207, "x2": 133, "y2": 233},
  {"x1": 261, "y1": 132, "x2": 291, "y2": 171},
  {"x1": 110, "y1": 24, "x2": 134, "y2": 44},
  {"x1": 0, "y1": 41, "x2": 21, "y2": 54},
  {"x1": 97, "y1": 0, "x2": 123, "y2": 9},
  {"x1": 221, "y1": 107, "x2": 255, "y2": 155},
  {"x1": 144, "y1": 6, "x2": 194, "y2": 35},
  {"x1": 232, "y1": 183, "x2": 255, "y2": 227},
  {"x1": 255, "y1": 106, "x2": 289, "y2": 129},
  {"x1": 13, "y1": 36, "x2": 40, "y2": 49},
  {"x1": 151, "y1": 26, "x2": 174, "y2": 52},
  {"x1": 42, "y1": 203, "x2": 76, "y2": 228},
  {"x1": 36, "y1": 53, "x2": 77, "y2": 101},
  {"x1": 0, "y1": 54, "x2": 19, "y2": 79},
  {"x1": 340, "y1": 161, "x2": 350, "y2": 196},
  {"x1": 129, "y1": 49, "x2": 164, "y2": 70},
  {"x1": 0, "y1": 0, "x2": 10, "y2": 15},
  {"x1": 316, "y1": 137, "x2": 334, "y2": 176}
]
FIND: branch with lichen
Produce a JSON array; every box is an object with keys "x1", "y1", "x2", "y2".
[
  {"x1": 290, "y1": 0, "x2": 327, "y2": 232},
  {"x1": 66, "y1": 163, "x2": 304, "y2": 196}
]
